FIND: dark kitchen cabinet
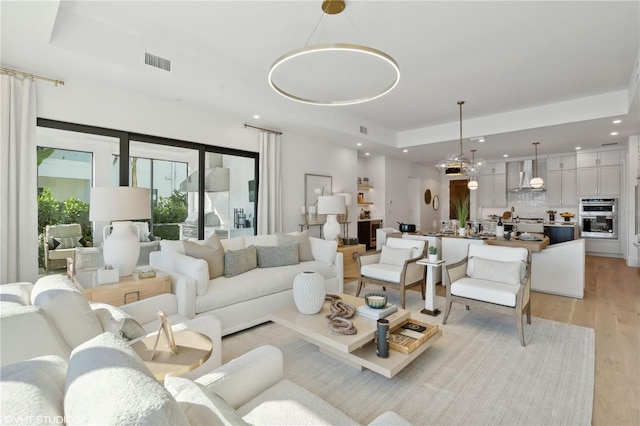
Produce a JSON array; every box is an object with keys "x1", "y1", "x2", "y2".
[{"x1": 358, "y1": 220, "x2": 381, "y2": 250}]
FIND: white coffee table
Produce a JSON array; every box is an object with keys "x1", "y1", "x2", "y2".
[{"x1": 268, "y1": 293, "x2": 442, "y2": 378}]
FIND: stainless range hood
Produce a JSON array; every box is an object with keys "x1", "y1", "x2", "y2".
[
  {"x1": 508, "y1": 160, "x2": 545, "y2": 192},
  {"x1": 179, "y1": 167, "x2": 230, "y2": 192}
]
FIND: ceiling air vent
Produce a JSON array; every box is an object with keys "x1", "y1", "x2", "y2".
[
  {"x1": 359, "y1": 126, "x2": 368, "y2": 135},
  {"x1": 601, "y1": 142, "x2": 618, "y2": 147},
  {"x1": 145, "y1": 52, "x2": 171, "y2": 72}
]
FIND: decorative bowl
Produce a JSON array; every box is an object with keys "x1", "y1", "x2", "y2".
[{"x1": 365, "y1": 293, "x2": 387, "y2": 309}]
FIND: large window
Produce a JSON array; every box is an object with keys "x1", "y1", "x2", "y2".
[{"x1": 36, "y1": 119, "x2": 258, "y2": 272}]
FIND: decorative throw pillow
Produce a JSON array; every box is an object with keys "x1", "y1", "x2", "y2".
[
  {"x1": 471, "y1": 257, "x2": 524, "y2": 285},
  {"x1": 51, "y1": 236, "x2": 82, "y2": 250},
  {"x1": 164, "y1": 375, "x2": 250, "y2": 426},
  {"x1": 256, "y1": 243, "x2": 299, "y2": 268},
  {"x1": 92, "y1": 303, "x2": 148, "y2": 341},
  {"x1": 379, "y1": 245, "x2": 413, "y2": 266},
  {"x1": 224, "y1": 245, "x2": 257, "y2": 277},
  {"x1": 184, "y1": 240, "x2": 224, "y2": 280},
  {"x1": 276, "y1": 231, "x2": 314, "y2": 262},
  {"x1": 48, "y1": 238, "x2": 61, "y2": 250}
]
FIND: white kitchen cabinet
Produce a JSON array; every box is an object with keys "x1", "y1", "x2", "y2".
[
  {"x1": 576, "y1": 150, "x2": 620, "y2": 168},
  {"x1": 547, "y1": 169, "x2": 577, "y2": 207},
  {"x1": 547, "y1": 155, "x2": 577, "y2": 171},
  {"x1": 479, "y1": 173, "x2": 506, "y2": 207},
  {"x1": 577, "y1": 166, "x2": 620, "y2": 196},
  {"x1": 479, "y1": 161, "x2": 506, "y2": 207}
]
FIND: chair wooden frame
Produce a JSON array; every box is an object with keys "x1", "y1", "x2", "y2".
[
  {"x1": 442, "y1": 245, "x2": 532, "y2": 346},
  {"x1": 356, "y1": 243, "x2": 427, "y2": 309}
]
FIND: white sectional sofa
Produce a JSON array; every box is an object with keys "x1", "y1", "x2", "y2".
[
  {"x1": 150, "y1": 231, "x2": 344, "y2": 335},
  {"x1": 0, "y1": 276, "x2": 222, "y2": 379},
  {"x1": 1, "y1": 334, "x2": 409, "y2": 425}
]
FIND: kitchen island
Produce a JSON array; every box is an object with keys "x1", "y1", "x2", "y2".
[{"x1": 407, "y1": 233, "x2": 585, "y2": 299}]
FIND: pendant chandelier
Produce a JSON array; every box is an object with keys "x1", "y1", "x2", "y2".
[
  {"x1": 437, "y1": 101, "x2": 473, "y2": 176},
  {"x1": 530, "y1": 142, "x2": 544, "y2": 189},
  {"x1": 268, "y1": 0, "x2": 400, "y2": 106},
  {"x1": 467, "y1": 149, "x2": 479, "y2": 190}
]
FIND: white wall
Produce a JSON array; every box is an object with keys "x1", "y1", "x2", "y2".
[
  {"x1": 280, "y1": 134, "x2": 358, "y2": 238},
  {"x1": 626, "y1": 134, "x2": 639, "y2": 267}
]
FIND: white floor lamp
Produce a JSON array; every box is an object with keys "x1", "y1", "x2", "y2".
[
  {"x1": 317, "y1": 195, "x2": 345, "y2": 242},
  {"x1": 89, "y1": 187, "x2": 151, "y2": 277}
]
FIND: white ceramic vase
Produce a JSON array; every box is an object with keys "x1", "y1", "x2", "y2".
[
  {"x1": 103, "y1": 221, "x2": 140, "y2": 276},
  {"x1": 428, "y1": 254, "x2": 438, "y2": 262},
  {"x1": 293, "y1": 271, "x2": 326, "y2": 314},
  {"x1": 458, "y1": 227, "x2": 466, "y2": 237}
]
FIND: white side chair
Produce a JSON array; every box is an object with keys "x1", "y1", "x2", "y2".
[
  {"x1": 442, "y1": 244, "x2": 532, "y2": 346},
  {"x1": 356, "y1": 237, "x2": 427, "y2": 309}
]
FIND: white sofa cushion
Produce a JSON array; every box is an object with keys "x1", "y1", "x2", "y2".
[
  {"x1": 466, "y1": 245, "x2": 528, "y2": 276},
  {"x1": 0, "y1": 306, "x2": 72, "y2": 366},
  {"x1": 277, "y1": 231, "x2": 314, "y2": 261},
  {"x1": 164, "y1": 375, "x2": 249, "y2": 426},
  {"x1": 360, "y1": 263, "x2": 403, "y2": 284},
  {"x1": 0, "y1": 355, "x2": 68, "y2": 425},
  {"x1": 385, "y1": 237, "x2": 425, "y2": 258},
  {"x1": 379, "y1": 245, "x2": 413, "y2": 266},
  {"x1": 0, "y1": 282, "x2": 33, "y2": 308},
  {"x1": 451, "y1": 276, "x2": 520, "y2": 307},
  {"x1": 65, "y1": 332, "x2": 188, "y2": 425},
  {"x1": 196, "y1": 261, "x2": 337, "y2": 313},
  {"x1": 31, "y1": 276, "x2": 103, "y2": 349},
  {"x1": 238, "y1": 379, "x2": 355, "y2": 425},
  {"x1": 160, "y1": 239, "x2": 186, "y2": 265},
  {"x1": 309, "y1": 237, "x2": 338, "y2": 266},
  {"x1": 244, "y1": 234, "x2": 277, "y2": 247},
  {"x1": 471, "y1": 257, "x2": 524, "y2": 285},
  {"x1": 221, "y1": 236, "x2": 246, "y2": 251}
]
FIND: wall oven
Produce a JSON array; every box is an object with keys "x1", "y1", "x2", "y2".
[{"x1": 579, "y1": 198, "x2": 617, "y2": 239}]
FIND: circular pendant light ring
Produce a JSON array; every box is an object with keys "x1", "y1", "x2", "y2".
[{"x1": 268, "y1": 43, "x2": 400, "y2": 106}]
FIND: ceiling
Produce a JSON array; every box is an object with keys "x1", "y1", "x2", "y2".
[{"x1": 2, "y1": 1, "x2": 639, "y2": 165}]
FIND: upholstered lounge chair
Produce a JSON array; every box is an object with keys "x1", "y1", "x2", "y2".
[
  {"x1": 44, "y1": 223, "x2": 88, "y2": 271},
  {"x1": 356, "y1": 237, "x2": 427, "y2": 309},
  {"x1": 442, "y1": 244, "x2": 532, "y2": 346}
]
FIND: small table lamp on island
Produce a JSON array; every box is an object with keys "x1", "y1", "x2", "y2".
[
  {"x1": 317, "y1": 195, "x2": 346, "y2": 242},
  {"x1": 90, "y1": 186, "x2": 151, "y2": 277}
]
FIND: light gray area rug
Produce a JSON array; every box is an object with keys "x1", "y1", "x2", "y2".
[{"x1": 222, "y1": 282, "x2": 595, "y2": 425}]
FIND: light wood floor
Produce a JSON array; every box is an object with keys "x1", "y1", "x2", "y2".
[{"x1": 435, "y1": 255, "x2": 639, "y2": 426}]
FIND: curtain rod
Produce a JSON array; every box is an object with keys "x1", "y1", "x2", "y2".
[
  {"x1": 1, "y1": 67, "x2": 65, "y2": 86},
  {"x1": 243, "y1": 123, "x2": 282, "y2": 136}
]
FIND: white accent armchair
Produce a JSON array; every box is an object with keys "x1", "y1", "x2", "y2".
[
  {"x1": 356, "y1": 237, "x2": 427, "y2": 309},
  {"x1": 442, "y1": 244, "x2": 532, "y2": 346}
]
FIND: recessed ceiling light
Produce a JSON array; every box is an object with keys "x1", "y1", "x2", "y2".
[
  {"x1": 357, "y1": 142, "x2": 362, "y2": 146},
  {"x1": 478, "y1": 138, "x2": 485, "y2": 143},
  {"x1": 575, "y1": 146, "x2": 582, "y2": 150},
  {"x1": 610, "y1": 132, "x2": 618, "y2": 136},
  {"x1": 612, "y1": 119, "x2": 621, "y2": 124},
  {"x1": 403, "y1": 149, "x2": 408, "y2": 153},
  {"x1": 253, "y1": 115, "x2": 261, "y2": 119},
  {"x1": 503, "y1": 154, "x2": 509, "y2": 158},
  {"x1": 365, "y1": 152, "x2": 370, "y2": 156},
  {"x1": 470, "y1": 136, "x2": 485, "y2": 143}
]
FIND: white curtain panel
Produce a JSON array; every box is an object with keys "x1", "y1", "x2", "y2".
[
  {"x1": 257, "y1": 131, "x2": 282, "y2": 235},
  {"x1": 0, "y1": 75, "x2": 39, "y2": 284}
]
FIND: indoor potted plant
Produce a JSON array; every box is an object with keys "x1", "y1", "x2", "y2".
[
  {"x1": 452, "y1": 195, "x2": 470, "y2": 237},
  {"x1": 428, "y1": 245, "x2": 438, "y2": 262}
]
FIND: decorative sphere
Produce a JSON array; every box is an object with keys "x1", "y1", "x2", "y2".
[
  {"x1": 530, "y1": 177, "x2": 544, "y2": 189},
  {"x1": 467, "y1": 180, "x2": 478, "y2": 191}
]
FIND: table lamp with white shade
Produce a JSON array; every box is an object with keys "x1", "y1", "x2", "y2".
[
  {"x1": 317, "y1": 195, "x2": 345, "y2": 242},
  {"x1": 89, "y1": 187, "x2": 151, "y2": 276}
]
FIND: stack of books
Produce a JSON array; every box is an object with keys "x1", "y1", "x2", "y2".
[{"x1": 356, "y1": 303, "x2": 398, "y2": 319}]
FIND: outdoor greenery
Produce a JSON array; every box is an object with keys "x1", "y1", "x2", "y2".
[
  {"x1": 37, "y1": 188, "x2": 189, "y2": 266},
  {"x1": 452, "y1": 195, "x2": 470, "y2": 228},
  {"x1": 152, "y1": 190, "x2": 188, "y2": 240}
]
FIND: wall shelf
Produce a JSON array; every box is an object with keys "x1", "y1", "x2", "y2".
[{"x1": 357, "y1": 185, "x2": 373, "y2": 190}]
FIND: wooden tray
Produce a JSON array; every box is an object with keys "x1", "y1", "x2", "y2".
[{"x1": 388, "y1": 319, "x2": 438, "y2": 354}]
